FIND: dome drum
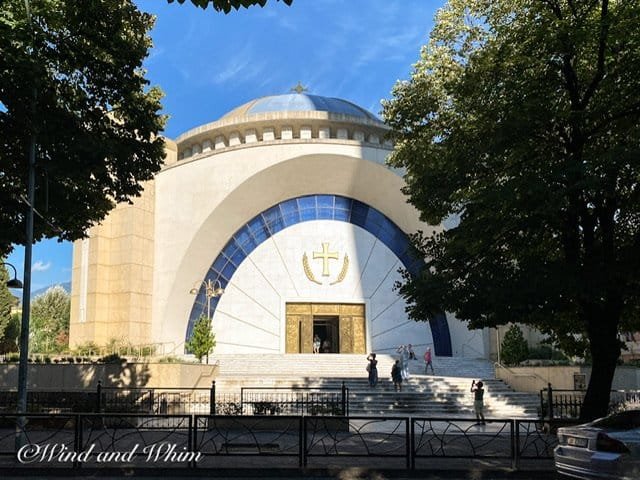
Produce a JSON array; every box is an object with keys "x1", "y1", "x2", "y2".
[
  {"x1": 173, "y1": 93, "x2": 390, "y2": 162},
  {"x1": 176, "y1": 119, "x2": 392, "y2": 162}
]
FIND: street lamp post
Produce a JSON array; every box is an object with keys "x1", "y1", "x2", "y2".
[
  {"x1": 1, "y1": 262, "x2": 24, "y2": 289},
  {"x1": 189, "y1": 279, "x2": 225, "y2": 319}
]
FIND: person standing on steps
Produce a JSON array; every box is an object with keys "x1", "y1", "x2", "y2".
[
  {"x1": 391, "y1": 360, "x2": 403, "y2": 392},
  {"x1": 396, "y1": 345, "x2": 410, "y2": 380},
  {"x1": 424, "y1": 347, "x2": 434, "y2": 374},
  {"x1": 471, "y1": 380, "x2": 486, "y2": 425},
  {"x1": 366, "y1": 353, "x2": 378, "y2": 388},
  {"x1": 313, "y1": 334, "x2": 321, "y2": 354},
  {"x1": 408, "y1": 344, "x2": 416, "y2": 360}
]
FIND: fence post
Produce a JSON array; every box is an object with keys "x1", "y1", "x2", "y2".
[
  {"x1": 512, "y1": 419, "x2": 518, "y2": 470},
  {"x1": 209, "y1": 380, "x2": 216, "y2": 415},
  {"x1": 96, "y1": 380, "x2": 102, "y2": 413},
  {"x1": 547, "y1": 383, "x2": 554, "y2": 420},
  {"x1": 341, "y1": 381, "x2": 346, "y2": 416}
]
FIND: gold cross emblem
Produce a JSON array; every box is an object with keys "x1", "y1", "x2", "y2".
[{"x1": 313, "y1": 242, "x2": 339, "y2": 276}]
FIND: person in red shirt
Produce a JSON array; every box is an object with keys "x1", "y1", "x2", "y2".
[{"x1": 423, "y1": 347, "x2": 434, "y2": 374}]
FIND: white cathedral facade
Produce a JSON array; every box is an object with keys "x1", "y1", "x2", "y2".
[{"x1": 69, "y1": 92, "x2": 491, "y2": 359}]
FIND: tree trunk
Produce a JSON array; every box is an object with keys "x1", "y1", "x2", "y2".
[{"x1": 580, "y1": 314, "x2": 620, "y2": 421}]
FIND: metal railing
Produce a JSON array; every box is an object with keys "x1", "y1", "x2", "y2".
[
  {"x1": 238, "y1": 385, "x2": 348, "y2": 416},
  {"x1": 0, "y1": 413, "x2": 574, "y2": 471},
  {"x1": 0, "y1": 382, "x2": 349, "y2": 418},
  {"x1": 539, "y1": 384, "x2": 640, "y2": 419}
]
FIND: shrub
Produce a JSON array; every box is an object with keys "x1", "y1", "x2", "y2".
[
  {"x1": 74, "y1": 341, "x2": 100, "y2": 356},
  {"x1": 528, "y1": 345, "x2": 553, "y2": 360},
  {"x1": 140, "y1": 345, "x2": 156, "y2": 357},
  {"x1": 217, "y1": 402, "x2": 242, "y2": 415},
  {"x1": 98, "y1": 353, "x2": 125, "y2": 364},
  {"x1": 158, "y1": 356, "x2": 181, "y2": 363},
  {"x1": 501, "y1": 325, "x2": 529, "y2": 366}
]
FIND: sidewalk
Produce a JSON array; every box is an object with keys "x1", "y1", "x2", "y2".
[{"x1": 1, "y1": 463, "x2": 560, "y2": 479}]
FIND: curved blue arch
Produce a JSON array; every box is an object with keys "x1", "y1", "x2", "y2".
[{"x1": 188, "y1": 194, "x2": 452, "y2": 356}]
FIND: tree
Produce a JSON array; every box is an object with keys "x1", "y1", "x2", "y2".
[
  {"x1": 0, "y1": 264, "x2": 17, "y2": 352},
  {"x1": 1, "y1": 313, "x2": 20, "y2": 354},
  {"x1": 501, "y1": 325, "x2": 529, "y2": 367},
  {"x1": 384, "y1": 0, "x2": 640, "y2": 420},
  {"x1": 186, "y1": 315, "x2": 216, "y2": 363},
  {"x1": 30, "y1": 285, "x2": 70, "y2": 353},
  {"x1": 0, "y1": 0, "x2": 165, "y2": 256},
  {"x1": 168, "y1": 0, "x2": 293, "y2": 13}
]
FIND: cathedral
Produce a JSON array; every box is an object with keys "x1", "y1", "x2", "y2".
[{"x1": 69, "y1": 90, "x2": 491, "y2": 359}]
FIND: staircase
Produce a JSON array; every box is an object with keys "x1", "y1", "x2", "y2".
[{"x1": 209, "y1": 354, "x2": 541, "y2": 418}]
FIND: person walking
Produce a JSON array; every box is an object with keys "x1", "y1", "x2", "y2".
[
  {"x1": 397, "y1": 345, "x2": 410, "y2": 380},
  {"x1": 366, "y1": 353, "x2": 378, "y2": 388},
  {"x1": 424, "y1": 347, "x2": 434, "y2": 374},
  {"x1": 471, "y1": 380, "x2": 486, "y2": 425},
  {"x1": 391, "y1": 360, "x2": 403, "y2": 392}
]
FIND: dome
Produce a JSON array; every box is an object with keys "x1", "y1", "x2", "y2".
[{"x1": 221, "y1": 93, "x2": 382, "y2": 123}]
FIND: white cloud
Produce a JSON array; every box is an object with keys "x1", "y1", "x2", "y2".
[
  {"x1": 210, "y1": 45, "x2": 265, "y2": 86},
  {"x1": 32, "y1": 260, "x2": 52, "y2": 272}
]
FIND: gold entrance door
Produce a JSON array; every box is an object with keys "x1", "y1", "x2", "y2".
[{"x1": 285, "y1": 303, "x2": 366, "y2": 354}]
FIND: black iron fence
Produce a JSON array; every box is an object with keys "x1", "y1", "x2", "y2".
[
  {"x1": 539, "y1": 383, "x2": 640, "y2": 419},
  {"x1": 0, "y1": 413, "x2": 574, "y2": 471},
  {"x1": 238, "y1": 386, "x2": 348, "y2": 416},
  {"x1": 0, "y1": 382, "x2": 348, "y2": 417}
]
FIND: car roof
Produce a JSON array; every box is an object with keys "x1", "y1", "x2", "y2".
[{"x1": 590, "y1": 410, "x2": 640, "y2": 430}]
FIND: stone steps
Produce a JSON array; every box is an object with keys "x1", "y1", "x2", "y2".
[
  {"x1": 210, "y1": 353, "x2": 495, "y2": 379},
  {"x1": 207, "y1": 354, "x2": 540, "y2": 419}
]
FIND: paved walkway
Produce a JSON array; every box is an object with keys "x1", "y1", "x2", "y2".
[{"x1": 1, "y1": 468, "x2": 562, "y2": 480}]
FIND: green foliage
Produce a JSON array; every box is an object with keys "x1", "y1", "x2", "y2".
[
  {"x1": 168, "y1": 0, "x2": 293, "y2": 13},
  {"x1": 384, "y1": 0, "x2": 640, "y2": 420},
  {"x1": 98, "y1": 353, "x2": 125, "y2": 364},
  {"x1": 186, "y1": 315, "x2": 216, "y2": 363},
  {"x1": 0, "y1": 0, "x2": 166, "y2": 256},
  {"x1": 158, "y1": 355, "x2": 182, "y2": 363},
  {"x1": 500, "y1": 325, "x2": 529, "y2": 366},
  {"x1": 527, "y1": 345, "x2": 553, "y2": 360},
  {"x1": 73, "y1": 341, "x2": 100, "y2": 356},
  {"x1": 0, "y1": 313, "x2": 20, "y2": 354},
  {"x1": 0, "y1": 265, "x2": 19, "y2": 353},
  {"x1": 30, "y1": 285, "x2": 70, "y2": 353}
]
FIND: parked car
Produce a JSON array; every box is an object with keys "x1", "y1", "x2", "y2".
[{"x1": 554, "y1": 410, "x2": 640, "y2": 480}]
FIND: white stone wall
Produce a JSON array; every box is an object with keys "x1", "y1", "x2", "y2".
[
  {"x1": 209, "y1": 220, "x2": 433, "y2": 354},
  {"x1": 152, "y1": 141, "x2": 486, "y2": 359}
]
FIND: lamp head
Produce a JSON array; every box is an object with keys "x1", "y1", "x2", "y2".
[
  {"x1": 189, "y1": 287, "x2": 198, "y2": 295},
  {"x1": 7, "y1": 278, "x2": 23, "y2": 289},
  {"x1": 1, "y1": 262, "x2": 23, "y2": 289}
]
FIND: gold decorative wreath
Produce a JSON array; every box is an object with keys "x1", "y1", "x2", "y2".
[
  {"x1": 302, "y1": 253, "x2": 322, "y2": 285},
  {"x1": 330, "y1": 254, "x2": 349, "y2": 285}
]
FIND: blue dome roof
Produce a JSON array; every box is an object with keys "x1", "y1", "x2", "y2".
[{"x1": 221, "y1": 93, "x2": 381, "y2": 122}]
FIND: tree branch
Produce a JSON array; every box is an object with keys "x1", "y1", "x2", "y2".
[{"x1": 580, "y1": 0, "x2": 609, "y2": 109}]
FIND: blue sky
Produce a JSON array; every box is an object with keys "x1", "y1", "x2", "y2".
[{"x1": 6, "y1": 0, "x2": 444, "y2": 292}]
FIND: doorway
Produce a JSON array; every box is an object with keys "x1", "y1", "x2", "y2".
[
  {"x1": 285, "y1": 303, "x2": 366, "y2": 353},
  {"x1": 313, "y1": 316, "x2": 339, "y2": 353}
]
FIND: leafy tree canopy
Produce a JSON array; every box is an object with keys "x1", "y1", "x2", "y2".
[
  {"x1": 168, "y1": 0, "x2": 292, "y2": 13},
  {"x1": 384, "y1": 0, "x2": 640, "y2": 420},
  {"x1": 501, "y1": 325, "x2": 529, "y2": 366},
  {"x1": 186, "y1": 315, "x2": 216, "y2": 363},
  {"x1": 0, "y1": 0, "x2": 166, "y2": 256},
  {"x1": 30, "y1": 284, "x2": 70, "y2": 353},
  {"x1": 0, "y1": 264, "x2": 18, "y2": 352}
]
